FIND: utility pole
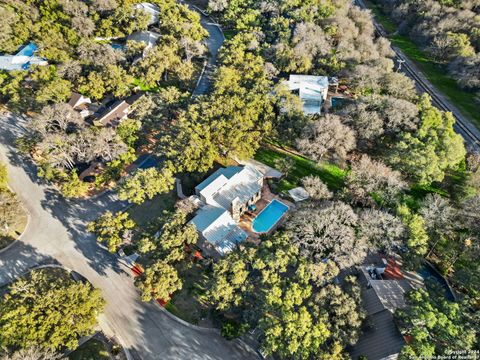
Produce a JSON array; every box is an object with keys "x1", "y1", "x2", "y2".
[{"x1": 396, "y1": 58, "x2": 405, "y2": 72}]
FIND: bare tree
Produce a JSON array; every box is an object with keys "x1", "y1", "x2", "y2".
[
  {"x1": 345, "y1": 155, "x2": 406, "y2": 206},
  {"x1": 32, "y1": 104, "x2": 84, "y2": 137},
  {"x1": 296, "y1": 115, "x2": 356, "y2": 163},
  {"x1": 358, "y1": 208, "x2": 406, "y2": 253},
  {"x1": 77, "y1": 41, "x2": 124, "y2": 67},
  {"x1": 89, "y1": 0, "x2": 118, "y2": 12},
  {"x1": 286, "y1": 201, "x2": 367, "y2": 269},
  {"x1": 1, "y1": 347, "x2": 60, "y2": 360},
  {"x1": 301, "y1": 176, "x2": 333, "y2": 201}
]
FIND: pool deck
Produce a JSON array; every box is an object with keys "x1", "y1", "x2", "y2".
[{"x1": 238, "y1": 183, "x2": 294, "y2": 242}]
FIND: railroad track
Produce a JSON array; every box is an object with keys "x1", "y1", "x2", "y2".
[{"x1": 356, "y1": 0, "x2": 480, "y2": 151}]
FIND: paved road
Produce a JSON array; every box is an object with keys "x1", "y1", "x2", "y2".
[
  {"x1": 355, "y1": 0, "x2": 480, "y2": 151},
  {"x1": 182, "y1": 3, "x2": 225, "y2": 96},
  {"x1": 0, "y1": 116, "x2": 259, "y2": 359}
]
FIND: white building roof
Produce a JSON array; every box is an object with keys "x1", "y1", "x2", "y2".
[
  {"x1": 189, "y1": 205, "x2": 248, "y2": 255},
  {"x1": 197, "y1": 166, "x2": 263, "y2": 209},
  {"x1": 0, "y1": 55, "x2": 47, "y2": 71},
  {"x1": 127, "y1": 31, "x2": 161, "y2": 49},
  {"x1": 285, "y1": 74, "x2": 329, "y2": 115},
  {"x1": 134, "y1": 2, "x2": 160, "y2": 25}
]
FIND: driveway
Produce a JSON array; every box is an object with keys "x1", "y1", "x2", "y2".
[{"x1": 0, "y1": 113, "x2": 259, "y2": 360}]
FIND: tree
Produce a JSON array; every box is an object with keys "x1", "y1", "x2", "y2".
[
  {"x1": 136, "y1": 260, "x2": 182, "y2": 301},
  {"x1": 274, "y1": 157, "x2": 295, "y2": 177},
  {"x1": 152, "y1": 210, "x2": 198, "y2": 262},
  {"x1": 301, "y1": 176, "x2": 332, "y2": 201},
  {"x1": 296, "y1": 115, "x2": 356, "y2": 163},
  {"x1": 311, "y1": 277, "x2": 364, "y2": 347},
  {"x1": 397, "y1": 205, "x2": 429, "y2": 256},
  {"x1": 32, "y1": 104, "x2": 84, "y2": 138},
  {"x1": 58, "y1": 170, "x2": 89, "y2": 198},
  {"x1": 0, "y1": 162, "x2": 7, "y2": 191},
  {"x1": 396, "y1": 289, "x2": 476, "y2": 359},
  {"x1": 1, "y1": 347, "x2": 60, "y2": 360},
  {"x1": 345, "y1": 155, "x2": 406, "y2": 206},
  {"x1": 87, "y1": 211, "x2": 135, "y2": 252},
  {"x1": 0, "y1": 270, "x2": 104, "y2": 351},
  {"x1": 358, "y1": 209, "x2": 406, "y2": 253},
  {"x1": 118, "y1": 166, "x2": 175, "y2": 204},
  {"x1": 286, "y1": 201, "x2": 367, "y2": 269},
  {"x1": 387, "y1": 95, "x2": 466, "y2": 185}
]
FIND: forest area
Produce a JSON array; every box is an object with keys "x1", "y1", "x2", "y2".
[
  {"x1": 370, "y1": 0, "x2": 480, "y2": 122},
  {"x1": 0, "y1": 0, "x2": 478, "y2": 359}
]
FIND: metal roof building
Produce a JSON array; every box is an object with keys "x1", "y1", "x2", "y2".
[{"x1": 285, "y1": 74, "x2": 329, "y2": 115}]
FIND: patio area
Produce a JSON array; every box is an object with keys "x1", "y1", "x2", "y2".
[{"x1": 238, "y1": 183, "x2": 294, "y2": 241}]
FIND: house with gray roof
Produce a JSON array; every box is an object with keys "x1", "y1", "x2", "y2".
[
  {"x1": 189, "y1": 166, "x2": 264, "y2": 256},
  {"x1": 349, "y1": 264, "x2": 411, "y2": 360},
  {"x1": 127, "y1": 31, "x2": 161, "y2": 58},
  {"x1": 284, "y1": 74, "x2": 329, "y2": 115}
]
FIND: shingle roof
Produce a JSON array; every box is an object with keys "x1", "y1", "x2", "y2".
[{"x1": 349, "y1": 310, "x2": 405, "y2": 360}]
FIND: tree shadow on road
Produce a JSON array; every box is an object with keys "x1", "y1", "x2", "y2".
[
  {"x1": 0, "y1": 241, "x2": 57, "y2": 287},
  {"x1": 39, "y1": 188, "x2": 125, "y2": 278}
]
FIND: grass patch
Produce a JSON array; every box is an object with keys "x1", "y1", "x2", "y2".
[
  {"x1": 167, "y1": 263, "x2": 211, "y2": 325},
  {"x1": 222, "y1": 29, "x2": 237, "y2": 40},
  {"x1": 0, "y1": 193, "x2": 28, "y2": 250},
  {"x1": 132, "y1": 78, "x2": 159, "y2": 92},
  {"x1": 254, "y1": 146, "x2": 346, "y2": 193},
  {"x1": 127, "y1": 190, "x2": 177, "y2": 227},
  {"x1": 69, "y1": 339, "x2": 110, "y2": 360},
  {"x1": 364, "y1": 0, "x2": 480, "y2": 127}
]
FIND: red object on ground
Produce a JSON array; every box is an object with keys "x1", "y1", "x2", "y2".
[
  {"x1": 131, "y1": 264, "x2": 144, "y2": 277},
  {"x1": 193, "y1": 250, "x2": 203, "y2": 260},
  {"x1": 382, "y1": 258, "x2": 404, "y2": 280},
  {"x1": 156, "y1": 298, "x2": 168, "y2": 307}
]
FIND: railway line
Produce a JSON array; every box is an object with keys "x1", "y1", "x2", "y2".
[{"x1": 356, "y1": 0, "x2": 480, "y2": 151}]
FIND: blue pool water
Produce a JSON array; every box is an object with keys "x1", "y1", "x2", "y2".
[
  {"x1": 110, "y1": 43, "x2": 124, "y2": 50},
  {"x1": 16, "y1": 42, "x2": 37, "y2": 57},
  {"x1": 252, "y1": 200, "x2": 289, "y2": 233}
]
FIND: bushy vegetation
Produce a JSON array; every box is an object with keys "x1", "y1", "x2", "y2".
[
  {"x1": 373, "y1": 0, "x2": 479, "y2": 97},
  {"x1": 0, "y1": 269, "x2": 104, "y2": 352},
  {"x1": 0, "y1": 162, "x2": 27, "y2": 249}
]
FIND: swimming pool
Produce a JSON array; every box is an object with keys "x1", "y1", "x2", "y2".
[
  {"x1": 16, "y1": 42, "x2": 38, "y2": 57},
  {"x1": 252, "y1": 199, "x2": 289, "y2": 233}
]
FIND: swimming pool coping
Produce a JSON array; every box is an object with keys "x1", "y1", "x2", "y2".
[{"x1": 252, "y1": 199, "x2": 289, "y2": 234}]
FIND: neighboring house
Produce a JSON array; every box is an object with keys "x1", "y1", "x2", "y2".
[
  {"x1": 127, "y1": 31, "x2": 161, "y2": 56},
  {"x1": 0, "y1": 42, "x2": 47, "y2": 71},
  {"x1": 134, "y1": 2, "x2": 160, "y2": 25},
  {"x1": 92, "y1": 93, "x2": 143, "y2": 127},
  {"x1": 189, "y1": 166, "x2": 264, "y2": 256},
  {"x1": 68, "y1": 93, "x2": 98, "y2": 119},
  {"x1": 349, "y1": 259, "x2": 416, "y2": 360},
  {"x1": 284, "y1": 74, "x2": 329, "y2": 115}
]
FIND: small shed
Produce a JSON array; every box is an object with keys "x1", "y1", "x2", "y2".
[{"x1": 288, "y1": 187, "x2": 310, "y2": 202}]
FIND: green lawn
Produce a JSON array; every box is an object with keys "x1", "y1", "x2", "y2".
[
  {"x1": 254, "y1": 146, "x2": 346, "y2": 193},
  {"x1": 69, "y1": 339, "x2": 110, "y2": 360},
  {"x1": 365, "y1": 0, "x2": 480, "y2": 128},
  {"x1": 127, "y1": 190, "x2": 177, "y2": 227}
]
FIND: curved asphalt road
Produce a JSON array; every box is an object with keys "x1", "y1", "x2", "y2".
[
  {"x1": 0, "y1": 7, "x2": 258, "y2": 360},
  {"x1": 0, "y1": 113, "x2": 258, "y2": 360}
]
